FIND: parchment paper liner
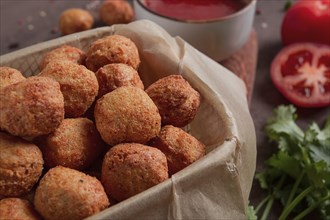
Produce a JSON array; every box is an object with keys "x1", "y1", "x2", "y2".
[{"x1": 0, "y1": 20, "x2": 256, "y2": 220}]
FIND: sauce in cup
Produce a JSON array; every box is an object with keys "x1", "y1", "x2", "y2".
[{"x1": 142, "y1": 0, "x2": 247, "y2": 21}]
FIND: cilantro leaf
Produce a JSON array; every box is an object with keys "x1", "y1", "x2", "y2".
[
  {"x1": 265, "y1": 105, "x2": 304, "y2": 152},
  {"x1": 254, "y1": 105, "x2": 330, "y2": 220},
  {"x1": 266, "y1": 151, "x2": 301, "y2": 179}
]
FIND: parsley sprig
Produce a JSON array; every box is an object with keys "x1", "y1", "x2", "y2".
[{"x1": 250, "y1": 105, "x2": 330, "y2": 220}]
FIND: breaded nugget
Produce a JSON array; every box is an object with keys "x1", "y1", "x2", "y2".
[
  {"x1": 94, "y1": 86, "x2": 161, "y2": 146},
  {"x1": 99, "y1": 0, "x2": 134, "y2": 25},
  {"x1": 59, "y1": 8, "x2": 94, "y2": 35},
  {"x1": 86, "y1": 35, "x2": 140, "y2": 72},
  {"x1": 34, "y1": 166, "x2": 110, "y2": 220},
  {"x1": 101, "y1": 143, "x2": 168, "y2": 201},
  {"x1": 0, "y1": 76, "x2": 64, "y2": 138},
  {"x1": 0, "y1": 132, "x2": 44, "y2": 197},
  {"x1": 37, "y1": 118, "x2": 105, "y2": 170},
  {"x1": 39, "y1": 60, "x2": 98, "y2": 118},
  {"x1": 39, "y1": 45, "x2": 86, "y2": 70},
  {"x1": 149, "y1": 125, "x2": 206, "y2": 175},
  {"x1": 146, "y1": 75, "x2": 201, "y2": 127},
  {"x1": 0, "y1": 198, "x2": 41, "y2": 220},
  {"x1": 95, "y1": 63, "x2": 144, "y2": 97},
  {"x1": 0, "y1": 66, "x2": 25, "y2": 90}
]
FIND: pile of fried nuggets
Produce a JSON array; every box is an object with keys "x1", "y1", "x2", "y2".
[{"x1": 0, "y1": 34, "x2": 206, "y2": 220}]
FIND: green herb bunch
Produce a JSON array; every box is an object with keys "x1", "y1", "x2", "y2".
[{"x1": 249, "y1": 105, "x2": 330, "y2": 220}]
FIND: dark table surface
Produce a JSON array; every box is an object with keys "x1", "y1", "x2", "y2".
[{"x1": 1, "y1": 0, "x2": 329, "y2": 219}]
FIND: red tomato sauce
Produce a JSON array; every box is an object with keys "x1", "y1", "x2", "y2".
[{"x1": 142, "y1": 0, "x2": 247, "y2": 21}]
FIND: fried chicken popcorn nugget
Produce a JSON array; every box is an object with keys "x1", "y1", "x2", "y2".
[
  {"x1": 149, "y1": 125, "x2": 206, "y2": 175},
  {"x1": 86, "y1": 34, "x2": 140, "y2": 72},
  {"x1": 0, "y1": 132, "x2": 44, "y2": 197},
  {"x1": 59, "y1": 8, "x2": 94, "y2": 35},
  {"x1": 95, "y1": 63, "x2": 144, "y2": 97},
  {"x1": 0, "y1": 66, "x2": 26, "y2": 90},
  {"x1": 34, "y1": 166, "x2": 110, "y2": 220},
  {"x1": 0, "y1": 198, "x2": 41, "y2": 220},
  {"x1": 94, "y1": 86, "x2": 161, "y2": 146},
  {"x1": 146, "y1": 75, "x2": 201, "y2": 127},
  {"x1": 39, "y1": 60, "x2": 98, "y2": 118},
  {"x1": 101, "y1": 143, "x2": 168, "y2": 201},
  {"x1": 39, "y1": 45, "x2": 86, "y2": 70},
  {"x1": 0, "y1": 76, "x2": 64, "y2": 138},
  {"x1": 99, "y1": 0, "x2": 134, "y2": 25},
  {"x1": 37, "y1": 118, "x2": 105, "y2": 170}
]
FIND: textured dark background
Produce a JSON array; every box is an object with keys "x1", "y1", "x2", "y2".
[{"x1": 1, "y1": 0, "x2": 329, "y2": 219}]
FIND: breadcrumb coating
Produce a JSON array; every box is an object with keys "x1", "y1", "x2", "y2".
[
  {"x1": 0, "y1": 76, "x2": 64, "y2": 138},
  {"x1": 101, "y1": 143, "x2": 168, "y2": 201}
]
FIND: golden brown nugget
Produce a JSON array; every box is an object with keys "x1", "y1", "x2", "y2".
[
  {"x1": 39, "y1": 45, "x2": 86, "y2": 70},
  {"x1": 146, "y1": 75, "x2": 201, "y2": 127},
  {"x1": 94, "y1": 86, "x2": 161, "y2": 146},
  {"x1": 0, "y1": 132, "x2": 44, "y2": 197},
  {"x1": 39, "y1": 60, "x2": 98, "y2": 118},
  {"x1": 86, "y1": 35, "x2": 140, "y2": 72},
  {"x1": 101, "y1": 143, "x2": 168, "y2": 201},
  {"x1": 95, "y1": 63, "x2": 144, "y2": 97},
  {"x1": 149, "y1": 125, "x2": 206, "y2": 175},
  {"x1": 59, "y1": 8, "x2": 94, "y2": 35},
  {"x1": 34, "y1": 166, "x2": 110, "y2": 220},
  {"x1": 0, "y1": 198, "x2": 41, "y2": 220},
  {"x1": 0, "y1": 76, "x2": 64, "y2": 138},
  {"x1": 99, "y1": 0, "x2": 134, "y2": 25},
  {"x1": 37, "y1": 118, "x2": 105, "y2": 170},
  {"x1": 0, "y1": 66, "x2": 25, "y2": 90}
]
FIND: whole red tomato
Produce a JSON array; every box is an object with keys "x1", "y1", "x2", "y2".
[{"x1": 281, "y1": 0, "x2": 330, "y2": 46}]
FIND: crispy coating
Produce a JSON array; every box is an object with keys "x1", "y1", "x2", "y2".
[
  {"x1": 149, "y1": 125, "x2": 206, "y2": 175},
  {"x1": 59, "y1": 8, "x2": 94, "y2": 35},
  {"x1": 95, "y1": 63, "x2": 144, "y2": 97},
  {"x1": 37, "y1": 118, "x2": 105, "y2": 170},
  {"x1": 99, "y1": 0, "x2": 134, "y2": 25},
  {"x1": 101, "y1": 143, "x2": 168, "y2": 201},
  {"x1": 146, "y1": 75, "x2": 201, "y2": 127},
  {"x1": 39, "y1": 45, "x2": 86, "y2": 70},
  {"x1": 39, "y1": 60, "x2": 99, "y2": 118},
  {"x1": 94, "y1": 86, "x2": 161, "y2": 146},
  {"x1": 86, "y1": 35, "x2": 140, "y2": 72},
  {"x1": 0, "y1": 132, "x2": 44, "y2": 197},
  {"x1": 0, "y1": 198, "x2": 41, "y2": 220},
  {"x1": 0, "y1": 66, "x2": 25, "y2": 90},
  {"x1": 34, "y1": 166, "x2": 109, "y2": 220},
  {"x1": 0, "y1": 76, "x2": 64, "y2": 138}
]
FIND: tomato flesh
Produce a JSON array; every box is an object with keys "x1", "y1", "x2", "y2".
[{"x1": 271, "y1": 43, "x2": 330, "y2": 108}]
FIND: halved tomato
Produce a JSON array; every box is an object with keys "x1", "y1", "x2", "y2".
[{"x1": 270, "y1": 43, "x2": 330, "y2": 108}]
